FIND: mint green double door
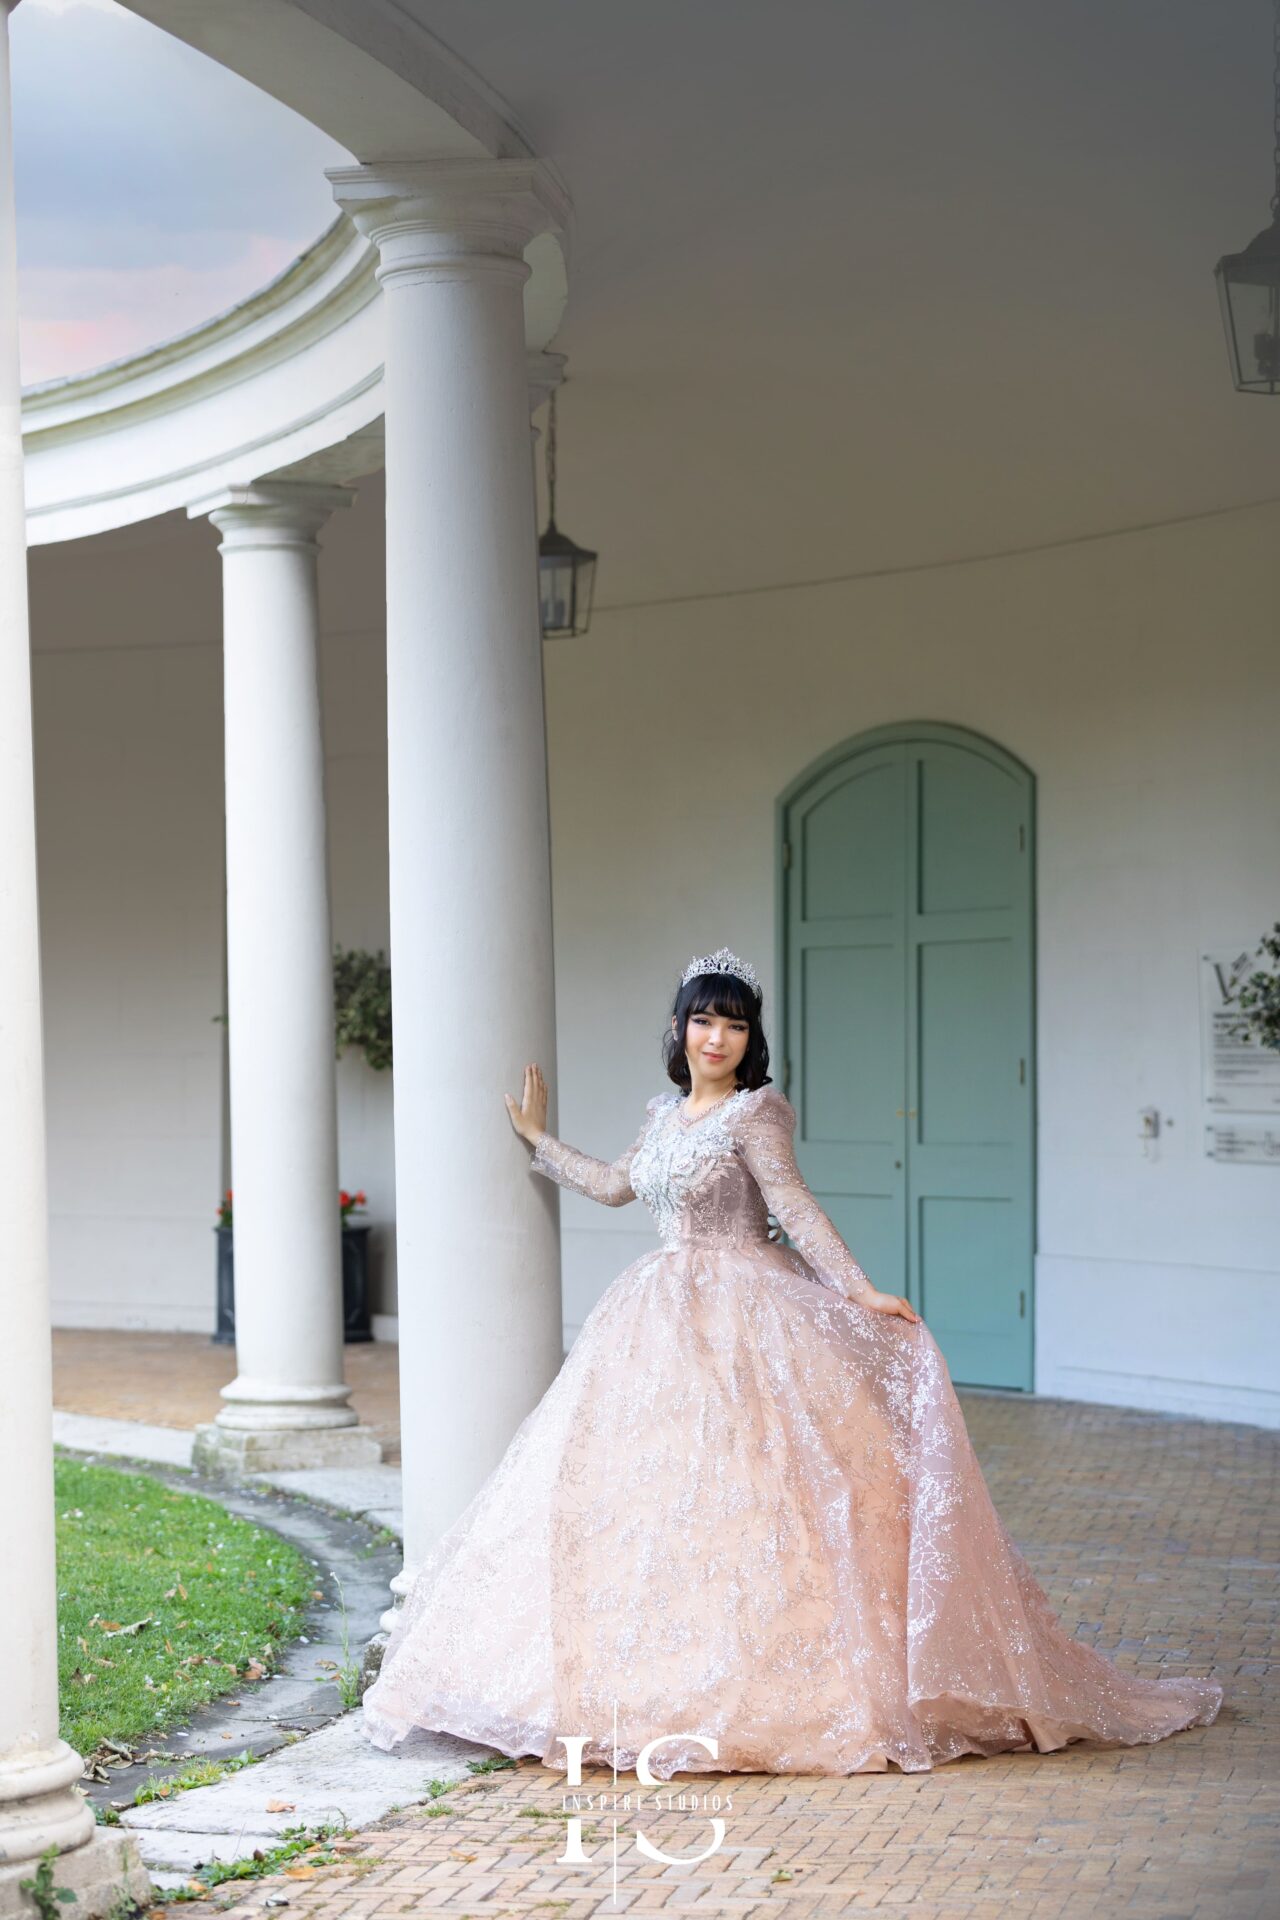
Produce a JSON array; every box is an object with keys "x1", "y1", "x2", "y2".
[{"x1": 778, "y1": 724, "x2": 1035, "y2": 1389}]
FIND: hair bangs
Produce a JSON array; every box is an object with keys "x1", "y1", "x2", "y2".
[{"x1": 683, "y1": 971, "x2": 758, "y2": 1023}]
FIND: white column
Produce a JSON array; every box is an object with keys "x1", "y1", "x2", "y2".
[
  {"x1": 188, "y1": 481, "x2": 380, "y2": 1475},
  {"x1": 0, "y1": 3, "x2": 148, "y2": 1904},
  {"x1": 328, "y1": 160, "x2": 568, "y2": 1613}
]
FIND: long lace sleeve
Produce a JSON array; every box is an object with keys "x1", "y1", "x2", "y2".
[
  {"x1": 734, "y1": 1086, "x2": 874, "y2": 1302},
  {"x1": 527, "y1": 1095, "x2": 661, "y2": 1207}
]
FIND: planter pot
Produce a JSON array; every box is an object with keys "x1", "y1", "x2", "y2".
[{"x1": 214, "y1": 1221, "x2": 373, "y2": 1345}]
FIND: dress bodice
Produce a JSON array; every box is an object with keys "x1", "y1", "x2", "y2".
[
  {"x1": 627, "y1": 1090, "x2": 774, "y2": 1249},
  {"x1": 529, "y1": 1082, "x2": 875, "y2": 1301}
]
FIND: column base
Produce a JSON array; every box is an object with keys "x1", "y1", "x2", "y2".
[
  {"x1": 0, "y1": 1828, "x2": 152, "y2": 1920},
  {"x1": 192, "y1": 1422, "x2": 383, "y2": 1477},
  {"x1": 377, "y1": 1559, "x2": 417, "y2": 1637}
]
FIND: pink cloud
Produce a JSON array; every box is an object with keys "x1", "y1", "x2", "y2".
[{"x1": 19, "y1": 231, "x2": 306, "y2": 387}]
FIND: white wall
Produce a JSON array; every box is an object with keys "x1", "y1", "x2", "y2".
[
  {"x1": 32, "y1": 517, "x2": 225, "y2": 1331},
  {"x1": 28, "y1": 485, "x2": 1280, "y2": 1425},
  {"x1": 316, "y1": 479, "x2": 397, "y2": 1320},
  {"x1": 30, "y1": 483, "x2": 398, "y2": 1333},
  {"x1": 539, "y1": 502, "x2": 1280, "y2": 1426}
]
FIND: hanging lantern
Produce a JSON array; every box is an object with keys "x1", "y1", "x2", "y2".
[
  {"x1": 1215, "y1": 0, "x2": 1280, "y2": 392},
  {"x1": 538, "y1": 389, "x2": 597, "y2": 636}
]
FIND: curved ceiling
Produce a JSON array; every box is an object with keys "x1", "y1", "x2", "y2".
[
  {"x1": 17, "y1": 0, "x2": 569, "y2": 541},
  {"x1": 25, "y1": 0, "x2": 1280, "y2": 603},
  {"x1": 395, "y1": 0, "x2": 1280, "y2": 607}
]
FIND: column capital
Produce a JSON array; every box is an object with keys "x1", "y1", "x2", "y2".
[
  {"x1": 189, "y1": 480, "x2": 354, "y2": 552},
  {"x1": 326, "y1": 156, "x2": 571, "y2": 290}
]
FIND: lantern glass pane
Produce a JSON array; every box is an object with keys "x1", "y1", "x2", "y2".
[
  {"x1": 574, "y1": 554, "x2": 597, "y2": 633},
  {"x1": 1216, "y1": 246, "x2": 1280, "y2": 393},
  {"x1": 540, "y1": 552, "x2": 575, "y2": 635}
]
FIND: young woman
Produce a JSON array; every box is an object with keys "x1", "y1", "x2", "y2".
[{"x1": 361, "y1": 948, "x2": 1223, "y2": 1778}]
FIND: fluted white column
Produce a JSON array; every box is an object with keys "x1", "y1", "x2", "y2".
[
  {"x1": 188, "y1": 481, "x2": 380, "y2": 1475},
  {"x1": 0, "y1": 4, "x2": 148, "y2": 1904},
  {"x1": 328, "y1": 159, "x2": 567, "y2": 1615}
]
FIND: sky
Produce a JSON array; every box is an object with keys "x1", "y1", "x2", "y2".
[{"x1": 10, "y1": 0, "x2": 352, "y2": 386}]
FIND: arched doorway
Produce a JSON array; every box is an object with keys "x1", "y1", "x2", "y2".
[{"x1": 776, "y1": 722, "x2": 1035, "y2": 1389}]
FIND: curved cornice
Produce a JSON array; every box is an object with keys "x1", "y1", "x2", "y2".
[
  {"x1": 23, "y1": 213, "x2": 371, "y2": 444},
  {"x1": 22, "y1": 211, "x2": 568, "y2": 545},
  {"x1": 118, "y1": 0, "x2": 533, "y2": 165},
  {"x1": 24, "y1": 0, "x2": 572, "y2": 545},
  {"x1": 21, "y1": 216, "x2": 383, "y2": 545}
]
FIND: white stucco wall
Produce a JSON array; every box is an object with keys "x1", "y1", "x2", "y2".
[
  {"x1": 27, "y1": 487, "x2": 1280, "y2": 1426},
  {"x1": 32, "y1": 519, "x2": 225, "y2": 1332},
  {"x1": 29, "y1": 485, "x2": 397, "y2": 1333}
]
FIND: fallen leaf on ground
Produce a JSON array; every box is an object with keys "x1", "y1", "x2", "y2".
[{"x1": 264, "y1": 1799, "x2": 296, "y2": 1813}]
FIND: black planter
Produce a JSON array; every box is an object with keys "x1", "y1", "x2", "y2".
[{"x1": 214, "y1": 1221, "x2": 373, "y2": 1344}]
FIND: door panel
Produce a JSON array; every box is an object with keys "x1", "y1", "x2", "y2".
[
  {"x1": 918, "y1": 937, "x2": 1015, "y2": 1145},
  {"x1": 917, "y1": 1195, "x2": 1027, "y2": 1384},
  {"x1": 787, "y1": 749, "x2": 907, "y2": 1295},
  {"x1": 906, "y1": 741, "x2": 1032, "y2": 1387},
  {"x1": 918, "y1": 749, "x2": 1018, "y2": 913},
  {"x1": 782, "y1": 727, "x2": 1034, "y2": 1390},
  {"x1": 801, "y1": 759, "x2": 902, "y2": 921}
]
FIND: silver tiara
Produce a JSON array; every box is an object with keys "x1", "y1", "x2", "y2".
[{"x1": 681, "y1": 946, "x2": 761, "y2": 995}]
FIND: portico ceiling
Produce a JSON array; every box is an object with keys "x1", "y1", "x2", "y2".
[
  {"x1": 391, "y1": 0, "x2": 1280, "y2": 607},
  {"x1": 35, "y1": 0, "x2": 1280, "y2": 602}
]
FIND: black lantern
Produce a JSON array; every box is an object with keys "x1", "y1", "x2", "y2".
[
  {"x1": 1215, "y1": 0, "x2": 1280, "y2": 393},
  {"x1": 538, "y1": 389, "x2": 597, "y2": 636}
]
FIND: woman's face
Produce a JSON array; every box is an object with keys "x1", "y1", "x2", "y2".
[{"x1": 674, "y1": 1002, "x2": 751, "y2": 1090}]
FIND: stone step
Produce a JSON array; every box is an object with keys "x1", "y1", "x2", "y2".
[{"x1": 120, "y1": 1710, "x2": 497, "y2": 1868}]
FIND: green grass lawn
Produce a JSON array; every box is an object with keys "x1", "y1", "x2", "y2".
[{"x1": 56, "y1": 1454, "x2": 316, "y2": 1758}]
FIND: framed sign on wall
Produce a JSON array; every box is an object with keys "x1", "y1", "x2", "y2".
[{"x1": 1201, "y1": 945, "x2": 1280, "y2": 1163}]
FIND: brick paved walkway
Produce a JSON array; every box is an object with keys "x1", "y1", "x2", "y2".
[
  {"x1": 140, "y1": 1393, "x2": 1274, "y2": 1919},
  {"x1": 52, "y1": 1329, "x2": 402, "y2": 1462}
]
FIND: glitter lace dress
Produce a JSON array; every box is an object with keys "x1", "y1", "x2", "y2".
[{"x1": 360, "y1": 1083, "x2": 1223, "y2": 1777}]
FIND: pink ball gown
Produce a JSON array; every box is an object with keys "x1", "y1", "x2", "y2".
[{"x1": 361, "y1": 1083, "x2": 1223, "y2": 1778}]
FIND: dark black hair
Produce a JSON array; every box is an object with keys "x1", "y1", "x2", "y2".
[{"x1": 661, "y1": 969, "x2": 773, "y2": 1093}]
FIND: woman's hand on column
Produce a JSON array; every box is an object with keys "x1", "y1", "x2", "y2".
[{"x1": 505, "y1": 1062, "x2": 549, "y2": 1146}]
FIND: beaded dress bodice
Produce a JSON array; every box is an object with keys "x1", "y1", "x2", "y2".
[
  {"x1": 530, "y1": 1082, "x2": 874, "y2": 1298},
  {"x1": 628, "y1": 1091, "x2": 774, "y2": 1250}
]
